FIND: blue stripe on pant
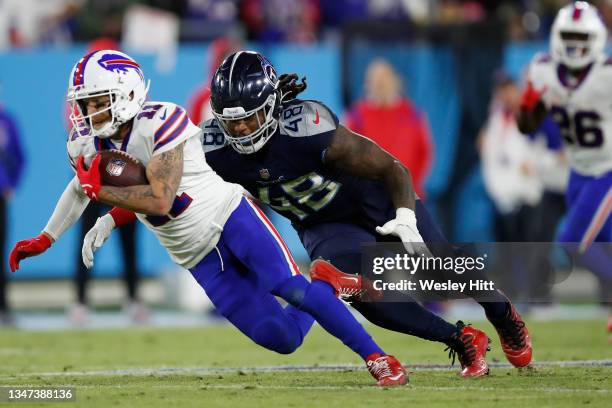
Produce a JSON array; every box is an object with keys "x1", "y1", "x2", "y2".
[{"x1": 190, "y1": 198, "x2": 383, "y2": 359}]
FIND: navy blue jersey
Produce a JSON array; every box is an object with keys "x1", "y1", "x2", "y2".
[{"x1": 202, "y1": 99, "x2": 395, "y2": 233}]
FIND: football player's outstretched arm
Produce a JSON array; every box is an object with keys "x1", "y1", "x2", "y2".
[
  {"x1": 97, "y1": 143, "x2": 184, "y2": 215},
  {"x1": 324, "y1": 124, "x2": 416, "y2": 210},
  {"x1": 9, "y1": 177, "x2": 90, "y2": 272}
]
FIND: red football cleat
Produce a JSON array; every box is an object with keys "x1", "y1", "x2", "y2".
[
  {"x1": 366, "y1": 353, "x2": 408, "y2": 386},
  {"x1": 446, "y1": 321, "x2": 490, "y2": 378},
  {"x1": 487, "y1": 302, "x2": 532, "y2": 368},
  {"x1": 309, "y1": 259, "x2": 364, "y2": 301}
]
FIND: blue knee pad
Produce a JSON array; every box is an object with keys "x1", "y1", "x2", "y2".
[{"x1": 250, "y1": 317, "x2": 303, "y2": 354}]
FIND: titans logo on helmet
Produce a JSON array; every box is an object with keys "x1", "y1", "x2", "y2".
[{"x1": 257, "y1": 54, "x2": 278, "y2": 84}]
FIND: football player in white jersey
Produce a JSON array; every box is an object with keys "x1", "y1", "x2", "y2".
[
  {"x1": 517, "y1": 1, "x2": 611, "y2": 330},
  {"x1": 8, "y1": 50, "x2": 407, "y2": 386}
]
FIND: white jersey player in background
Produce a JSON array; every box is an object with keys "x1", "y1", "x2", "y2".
[
  {"x1": 517, "y1": 1, "x2": 612, "y2": 332},
  {"x1": 8, "y1": 49, "x2": 407, "y2": 386}
]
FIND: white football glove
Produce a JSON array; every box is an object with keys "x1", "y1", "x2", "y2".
[
  {"x1": 82, "y1": 214, "x2": 115, "y2": 269},
  {"x1": 376, "y1": 207, "x2": 429, "y2": 255}
]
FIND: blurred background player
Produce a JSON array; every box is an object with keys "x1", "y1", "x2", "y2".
[
  {"x1": 517, "y1": 1, "x2": 612, "y2": 329},
  {"x1": 479, "y1": 72, "x2": 567, "y2": 306},
  {"x1": 345, "y1": 58, "x2": 433, "y2": 199},
  {"x1": 9, "y1": 49, "x2": 407, "y2": 387},
  {"x1": 0, "y1": 85, "x2": 25, "y2": 326}
]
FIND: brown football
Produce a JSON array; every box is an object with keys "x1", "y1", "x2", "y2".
[{"x1": 98, "y1": 150, "x2": 148, "y2": 187}]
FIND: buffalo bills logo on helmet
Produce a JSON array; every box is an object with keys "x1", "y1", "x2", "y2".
[{"x1": 97, "y1": 53, "x2": 144, "y2": 80}]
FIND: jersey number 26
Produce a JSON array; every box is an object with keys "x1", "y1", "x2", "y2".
[{"x1": 550, "y1": 106, "x2": 603, "y2": 148}]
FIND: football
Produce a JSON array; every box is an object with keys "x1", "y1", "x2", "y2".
[{"x1": 98, "y1": 150, "x2": 148, "y2": 187}]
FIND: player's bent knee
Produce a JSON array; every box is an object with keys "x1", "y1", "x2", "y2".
[{"x1": 250, "y1": 318, "x2": 302, "y2": 354}]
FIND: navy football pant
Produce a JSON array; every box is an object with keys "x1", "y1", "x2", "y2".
[
  {"x1": 558, "y1": 170, "x2": 612, "y2": 281},
  {"x1": 190, "y1": 198, "x2": 383, "y2": 359},
  {"x1": 299, "y1": 200, "x2": 509, "y2": 344}
]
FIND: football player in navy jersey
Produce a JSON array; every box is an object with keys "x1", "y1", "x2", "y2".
[
  {"x1": 85, "y1": 51, "x2": 532, "y2": 375},
  {"x1": 204, "y1": 50, "x2": 532, "y2": 372}
]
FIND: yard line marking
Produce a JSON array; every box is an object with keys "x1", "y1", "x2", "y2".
[
  {"x1": 3, "y1": 359, "x2": 610, "y2": 380},
  {"x1": 3, "y1": 383, "x2": 610, "y2": 394}
]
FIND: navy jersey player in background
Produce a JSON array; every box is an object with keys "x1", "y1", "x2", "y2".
[
  {"x1": 517, "y1": 2, "x2": 612, "y2": 331},
  {"x1": 84, "y1": 51, "x2": 532, "y2": 376}
]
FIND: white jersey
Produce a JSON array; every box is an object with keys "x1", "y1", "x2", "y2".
[
  {"x1": 67, "y1": 101, "x2": 244, "y2": 269},
  {"x1": 527, "y1": 53, "x2": 612, "y2": 176}
]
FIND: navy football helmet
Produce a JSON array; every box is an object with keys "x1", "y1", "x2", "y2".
[{"x1": 210, "y1": 51, "x2": 280, "y2": 154}]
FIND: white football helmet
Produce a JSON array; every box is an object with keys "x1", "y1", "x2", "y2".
[
  {"x1": 550, "y1": 1, "x2": 607, "y2": 69},
  {"x1": 67, "y1": 50, "x2": 150, "y2": 138}
]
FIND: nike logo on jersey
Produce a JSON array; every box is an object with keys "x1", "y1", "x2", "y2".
[
  {"x1": 313, "y1": 109, "x2": 320, "y2": 125},
  {"x1": 159, "y1": 109, "x2": 167, "y2": 120},
  {"x1": 345, "y1": 277, "x2": 359, "y2": 283}
]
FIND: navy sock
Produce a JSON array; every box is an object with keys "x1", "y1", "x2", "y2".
[
  {"x1": 480, "y1": 295, "x2": 511, "y2": 320},
  {"x1": 274, "y1": 276, "x2": 384, "y2": 360},
  {"x1": 352, "y1": 300, "x2": 459, "y2": 343}
]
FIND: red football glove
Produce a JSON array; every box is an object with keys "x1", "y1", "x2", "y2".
[
  {"x1": 77, "y1": 155, "x2": 102, "y2": 200},
  {"x1": 520, "y1": 81, "x2": 547, "y2": 112},
  {"x1": 109, "y1": 207, "x2": 137, "y2": 227},
  {"x1": 9, "y1": 234, "x2": 52, "y2": 272}
]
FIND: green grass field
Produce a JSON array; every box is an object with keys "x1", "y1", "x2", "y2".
[{"x1": 0, "y1": 319, "x2": 610, "y2": 407}]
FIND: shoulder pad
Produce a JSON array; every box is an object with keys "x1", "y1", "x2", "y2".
[
  {"x1": 279, "y1": 99, "x2": 338, "y2": 138},
  {"x1": 200, "y1": 118, "x2": 228, "y2": 153},
  {"x1": 137, "y1": 101, "x2": 201, "y2": 153},
  {"x1": 135, "y1": 101, "x2": 184, "y2": 133},
  {"x1": 527, "y1": 53, "x2": 555, "y2": 84}
]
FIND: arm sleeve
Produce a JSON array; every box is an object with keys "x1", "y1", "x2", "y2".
[{"x1": 42, "y1": 176, "x2": 90, "y2": 240}]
